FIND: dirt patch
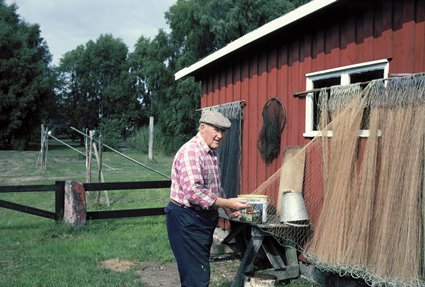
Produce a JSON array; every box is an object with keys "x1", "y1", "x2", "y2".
[
  {"x1": 138, "y1": 259, "x2": 239, "y2": 287},
  {"x1": 138, "y1": 261, "x2": 180, "y2": 287},
  {"x1": 210, "y1": 259, "x2": 240, "y2": 286},
  {"x1": 100, "y1": 258, "x2": 136, "y2": 272},
  {"x1": 99, "y1": 256, "x2": 239, "y2": 286}
]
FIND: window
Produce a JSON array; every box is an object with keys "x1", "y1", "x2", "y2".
[{"x1": 304, "y1": 59, "x2": 389, "y2": 137}]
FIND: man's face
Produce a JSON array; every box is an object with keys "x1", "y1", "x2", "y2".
[{"x1": 200, "y1": 123, "x2": 225, "y2": 149}]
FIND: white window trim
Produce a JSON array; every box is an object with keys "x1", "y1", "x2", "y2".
[{"x1": 304, "y1": 59, "x2": 389, "y2": 138}]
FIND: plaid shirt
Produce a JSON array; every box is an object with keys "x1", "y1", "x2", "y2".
[{"x1": 170, "y1": 133, "x2": 224, "y2": 209}]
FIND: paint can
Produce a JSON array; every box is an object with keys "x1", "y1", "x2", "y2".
[
  {"x1": 238, "y1": 194, "x2": 268, "y2": 223},
  {"x1": 280, "y1": 190, "x2": 309, "y2": 225}
]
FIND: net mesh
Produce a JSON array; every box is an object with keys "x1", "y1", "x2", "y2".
[
  {"x1": 249, "y1": 73, "x2": 425, "y2": 287},
  {"x1": 202, "y1": 101, "x2": 243, "y2": 198},
  {"x1": 257, "y1": 98, "x2": 286, "y2": 165}
]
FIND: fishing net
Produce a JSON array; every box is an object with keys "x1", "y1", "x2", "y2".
[
  {"x1": 257, "y1": 98, "x2": 286, "y2": 165},
  {"x1": 201, "y1": 101, "x2": 243, "y2": 198},
  {"x1": 249, "y1": 73, "x2": 425, "y2": 287}
]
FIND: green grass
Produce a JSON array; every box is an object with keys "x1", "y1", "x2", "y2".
[
  {"x1": 0, "y1": 140, "x2": 317, "y2": 287},
  {"x1": 0, "y1": 216, "x2": 170, "y2": 286},
  {"x1": 0, "y1": 140, "x2": 173, "y2": 287}
]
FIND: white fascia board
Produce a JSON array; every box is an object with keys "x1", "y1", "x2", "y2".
[{"x1": 175, "y1": 0, "x2": 340, "y2": 80}]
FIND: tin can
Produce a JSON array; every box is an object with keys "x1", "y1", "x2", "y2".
[{"x1": 238, "y1": 194, "x2": 268, "y2": 223}]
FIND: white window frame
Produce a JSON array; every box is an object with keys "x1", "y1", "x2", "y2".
[{"x1": 304, "y1": 59, "x2": 389, "y2": 138}]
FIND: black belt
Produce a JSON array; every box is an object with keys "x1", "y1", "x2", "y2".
[{"x1": 170, "y1": 200, "x2": 217, "y2": 212}]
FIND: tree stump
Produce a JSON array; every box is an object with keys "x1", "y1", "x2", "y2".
[{"x1": 64, "y1": 180, "x2": 87, "y2": 226}]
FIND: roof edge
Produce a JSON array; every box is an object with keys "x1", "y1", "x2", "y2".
[{"x1": 175, "y1": 0, "x2": 340, "y2": 80}]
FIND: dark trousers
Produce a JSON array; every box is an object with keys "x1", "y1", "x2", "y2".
[{"x1": 165, "y1": 202, "x2": 219, "y2": 287}]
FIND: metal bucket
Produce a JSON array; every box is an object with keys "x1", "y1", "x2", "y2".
[{"x1": 280, "y1": 190, "x2": 309, "y2": 225}]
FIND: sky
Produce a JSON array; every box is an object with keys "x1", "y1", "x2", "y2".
[{"x1": 5, "y1": 0, "x2": 176, "y2": 65}]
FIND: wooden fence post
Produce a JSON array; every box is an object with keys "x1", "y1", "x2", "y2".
[
  {"x1": 36, "y1": 124, "x2": 49, "y2": 170},
  {"x1": 85, "y1": 128, "x2": 88, "y2": 181},
  {"x1": 149, "y1": 116, "x2": 154, "y2": 160},
  {"x1": 43, "y1": 128, "x2": 49, "y2": 170},
  {"x1": 93, "y1": 140, "x2": 110, "y2": 206},
  {"x1": 97, "y1": 134, "x2": 103, "y2": 183},
  {"x1": 55, "y1": 181, "x2": 65, "y2": 221},
  {"x1": 85, "y1": 129, "x2": 94, "y2": 183}
]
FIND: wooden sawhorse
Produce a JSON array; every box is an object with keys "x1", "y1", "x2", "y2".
[{"x1": 224, "y1": 221, "x2": 301, "y2": 287}]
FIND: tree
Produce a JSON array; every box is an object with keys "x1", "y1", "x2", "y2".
[
  {"x1": 146, "y1": 0, "x2": 310, "y2": 153},
  {"x1": 56, "y1": 34, "x2": 140, "y2": 145},
  {"x1": 56, "y1": 45, "x2": 92, "y2": 136},
  {"x1": 129, "y1": 31, "x2": 192, "y2": 153},
  {"x1": 166, "y1": 0, "x2": 310, "y2": 69},
  {"x1": 129, "y1": 31, "x2": 174, "y2": 121},
  {"x1": 0, "y1": 1, "x2": 55, "y2": 149},
  {"x1": 209, "y1": 0, "x2": 309, "y2": 49}
]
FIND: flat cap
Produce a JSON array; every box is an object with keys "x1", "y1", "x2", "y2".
[{"x1": 200, "y1": 110, "x2": 231, "y2": 129}]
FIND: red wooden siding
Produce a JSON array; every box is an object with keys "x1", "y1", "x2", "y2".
[{"x1": 198, "y1": 0, "x2": 425, "y2": 194}]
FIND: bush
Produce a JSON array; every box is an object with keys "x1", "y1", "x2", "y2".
[
  {"x1": 11, "y1": 137, "x2": 28, "y2": 150},
  {"x1": 157, "y1": 132, "x2": 188, "y2": 156},
  {"x1": 126, "y1": 125, "x2": 187, "y2": 156},
  {"x1": 154, "y1": 124, "x2": 193, "y2": 156},
  {"x1": 126, "y1": 127, "x2": 149, "y2": 153},
  {"x1": 99, "y1": 118, "x2": 124, "y2": 148}
]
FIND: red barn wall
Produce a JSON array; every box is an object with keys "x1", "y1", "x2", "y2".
[{"x1": 197, "y1": 0, "x2": 425, "y2": 194}]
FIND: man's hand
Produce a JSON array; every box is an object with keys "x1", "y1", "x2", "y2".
[{"x1": 214, "y1": 197, "x2": 249, "y2": 211}]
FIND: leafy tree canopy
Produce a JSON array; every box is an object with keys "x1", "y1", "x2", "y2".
[
  {"x1": 1, "y1": 0, "x2": 309, "y2": 151},
  {"x1": 0, "y1": 0, "x2": 55, "y2": 149},
  {"x1": 150, "y1": 0, "x2": 310, "y2": 153},
  {"x1": 56, "y1": 34, "x2": 140, "y2": 145}
]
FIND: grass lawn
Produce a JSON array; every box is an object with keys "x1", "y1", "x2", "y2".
[{"x1": 0, "y1": 139, "x2": 317, "y2": 287}]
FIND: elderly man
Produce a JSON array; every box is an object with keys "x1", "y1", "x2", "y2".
[{"x1": 165, "y1": 110, "x2": 248, "y2": 287}]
